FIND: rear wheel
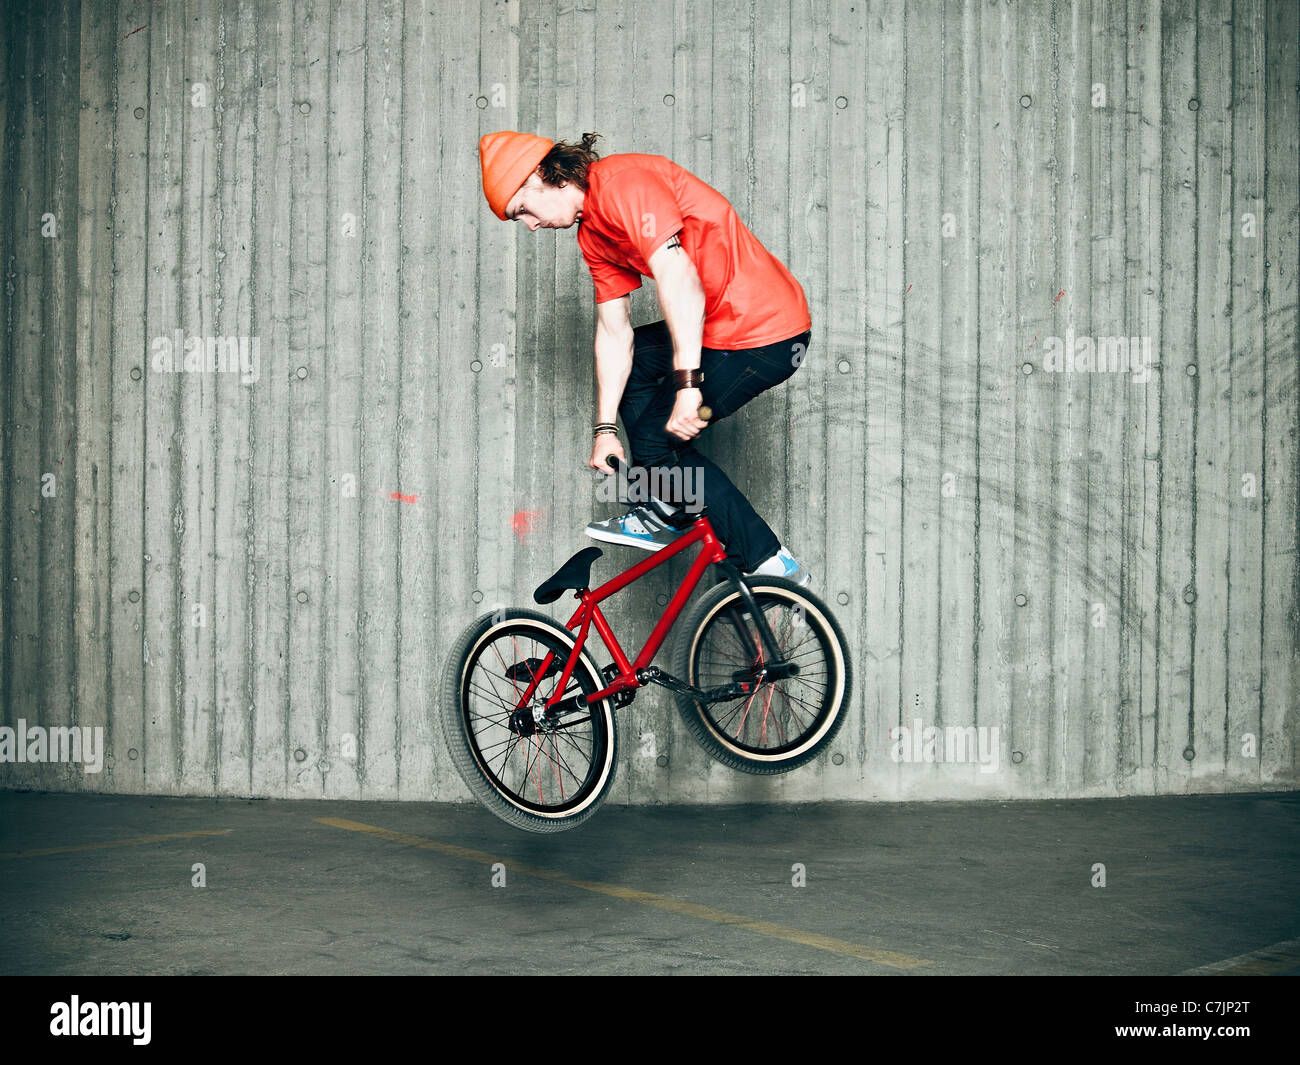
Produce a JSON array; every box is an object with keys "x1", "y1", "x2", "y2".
[
  {"x1": 440, "y1": 609, "x2": 617, "y2": 832},
  {"x1": 672, "y1": 577, "x2": 851, "y2": 773}
]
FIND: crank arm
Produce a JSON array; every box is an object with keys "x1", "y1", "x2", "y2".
[
  {"x1": 540, "y1": 662, "x2": 770, "y2": 724},
  {"x1": 637, "y1": 665, "x2": 760, "y2": 706}
]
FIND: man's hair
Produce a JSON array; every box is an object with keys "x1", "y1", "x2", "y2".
[{"x1": 537, "y1": 132, "x2": 602, "y2": 189}]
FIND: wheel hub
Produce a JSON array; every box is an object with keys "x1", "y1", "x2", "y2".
[
  {"x1": 509, "y1": 698, "x2": 559, "y2": 736},
  {"x1": 732, "y1": 661, "x2": 799, "y2": 684},
  {"x1": 508, "y1": 704, "x2": 540, "y2": 736}
]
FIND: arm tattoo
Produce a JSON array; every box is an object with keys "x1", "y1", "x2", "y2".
[{"x1": 665, "y1": 235, "x2": 682, "y2": 251}]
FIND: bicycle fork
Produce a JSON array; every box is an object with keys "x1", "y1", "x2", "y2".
[{"x1": 713, "y1": 562, "x2": 800, "y2": 683}]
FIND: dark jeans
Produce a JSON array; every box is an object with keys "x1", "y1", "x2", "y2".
[{"x1": 616, "y1": 320, "x2": 810, "y2": 571}]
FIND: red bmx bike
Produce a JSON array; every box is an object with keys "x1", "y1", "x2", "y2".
[{"x1": 440, "y1": 457, "x2": 852, "y2": 832}]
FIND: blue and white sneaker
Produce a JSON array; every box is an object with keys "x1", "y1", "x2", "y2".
[
  {"x1": 744, "y1": 545, "x2": 811, "y2": 587},
  {"x1": 585, "y1": 497, "x2": 686, "y2": 552}
]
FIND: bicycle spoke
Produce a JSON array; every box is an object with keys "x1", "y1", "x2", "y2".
[
  {"x1": 490, "y1": 732, "x2": 526, "y2": 785},
  {"x1": 474, "y1": 733, "x2": 527, "y2": 758},
  {"x1": 766, "y1": 683, "x2": 822, "y2": 720},
  {"x1": 533, "y1": 734, "x2": 566, "y2": 801},
  {"x1": 731, "y1": 687, "x2": 761, "y2": 740},
  {"x1": 544, "y1": 735, "x2": 579, "y2": 786},
  {"x1": 689, "y1": 592, "x2": 840, "y2": 754},
  {"x1": 552, "y1": 723, "x2": 594, "y2": 759},
  {"x1": 523, "y1": 737, "x2": 547, "y2": 803},
  {"x1": 461, "y1": 625, "x2": 608, "y2": 812},
  {"x1": 467, "y1": 680, "x2": 517, "y2": 712},
  {"x1": 772, "y1": 686, "x2": 808, "y2": 737},
  {"x1": 520, "y1": 731, "x2": 554, "y2": 803},
  {"x1": 492, "y1": 642, "x2": 524, "y2": 704},
  {"x1": 757, "y1": 685, "x2": 774, "y2": 745},
  {"x1": 768, "y1": 693, "x2": 791, "y2": 746},
  {"x1": 476, "y1": 665, "x2": 518, "y2": 713}
]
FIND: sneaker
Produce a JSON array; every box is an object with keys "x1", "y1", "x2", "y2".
[
  {"x1": 585, "y1": 497, "x2": 686, "y2": 552},
  {"x1": 744, "y1": 545, "x2": 811, "y2": 587}
]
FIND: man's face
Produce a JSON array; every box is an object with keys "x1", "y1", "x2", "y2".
[{"x1": 505, "y1": 171, "x2": 582, "y2": 230}]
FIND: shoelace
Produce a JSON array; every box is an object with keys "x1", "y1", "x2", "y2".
[{"x1": 619, "y1": 508, "x2": 669, "y2": 536}]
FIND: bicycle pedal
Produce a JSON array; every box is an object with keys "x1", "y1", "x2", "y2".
[{"x1": 504, "y1": 657, "x2": 563, "y2": 683}]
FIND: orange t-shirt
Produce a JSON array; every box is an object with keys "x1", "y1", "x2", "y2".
[{"x1": 575, "y1": 154, "x2": 811, "y2": 350}]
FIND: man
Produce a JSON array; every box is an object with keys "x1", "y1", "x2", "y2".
[{"x1": 478, "y1": 130, "x2": 812, "y2": 585}]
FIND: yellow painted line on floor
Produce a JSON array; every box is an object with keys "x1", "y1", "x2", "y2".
[
  {"x1": 0, "y1": 828, "x2": 232, "y2": 860},
  {"x1": 316, "y1": 816, "x2": 931, "y2": 970},
  {"x1": 1181, "y1": 936, "x2": 1300, "y2": 976}
]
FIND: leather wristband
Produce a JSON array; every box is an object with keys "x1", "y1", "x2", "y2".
[{"x1": 673, "y1": 368, "x2": 704, "y2": 390}]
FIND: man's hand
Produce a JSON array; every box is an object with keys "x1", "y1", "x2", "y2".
[
  {"x1": 665, "y1": 387, "x2": 708, "y2": 441},
  {"x1": 589, "y1": 433, "x2": 626, "y2": 474}
]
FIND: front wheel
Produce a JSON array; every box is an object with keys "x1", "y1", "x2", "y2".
[
  {"x1": 671, "y1": 577, "x2": 852, "y2": 774},
  {"x1": 439, "y1": 608, "x2": 618, "y2": 832}
]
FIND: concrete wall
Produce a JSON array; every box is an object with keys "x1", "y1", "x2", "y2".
[{"x1": 2, "y1": 0, "x2": 1297, "y2": 802}]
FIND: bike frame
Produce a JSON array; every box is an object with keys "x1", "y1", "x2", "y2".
[
  {"x1": 503, "y1": 514, "x2": 728, "y2": 714},
  {"x1": 548, "y1": 514, "x2": 726, "y2": 709}
]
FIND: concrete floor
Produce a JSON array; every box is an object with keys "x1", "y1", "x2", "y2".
[{"x1": 2, "y1": 791, "x2": 1298, "y2": 976}]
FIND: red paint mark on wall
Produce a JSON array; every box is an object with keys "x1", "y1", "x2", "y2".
[
  {"x1": 389, "y1": 492, "x2": 418, "y2": 504},
  {"x1": 511, "y1": 509, "x2": 544, "y2": 543},
  {"x1": 123, "y1": 24, "x2": 147, "y2": 39},
  {"x1": 1053, "y1": 289, "x2": 1066, "y2": 305}
]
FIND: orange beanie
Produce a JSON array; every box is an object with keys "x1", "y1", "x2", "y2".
[{"x1": 479, "y1": 131, "x2": 555, "y2": 220}]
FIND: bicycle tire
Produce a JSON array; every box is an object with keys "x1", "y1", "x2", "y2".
[
  {"x1": 439, "y1": 608, "x2": 618, "y2": 833},
  {"x1": 671, "y1": 576, "x2": 852, "y2": 774}
]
